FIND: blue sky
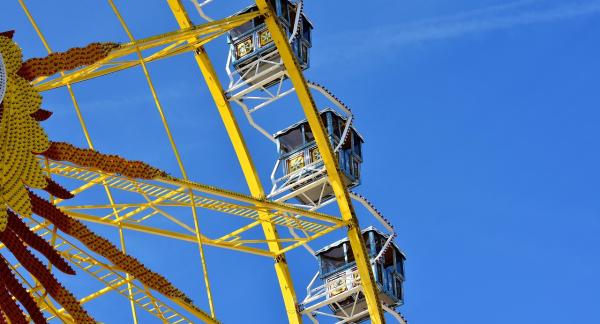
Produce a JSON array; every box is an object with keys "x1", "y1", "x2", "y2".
[{"x1": 2, "y1": 0, "x2": 600, "y2": 323}]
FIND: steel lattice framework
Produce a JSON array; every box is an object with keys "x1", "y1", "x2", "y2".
[{"x1": 2, "y1": 0, "x2": 395, "y2": 323}]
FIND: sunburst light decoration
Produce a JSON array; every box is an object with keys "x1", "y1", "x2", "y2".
[{"x1": 0, "y1": 31, "x2": 197, "y2": 323}]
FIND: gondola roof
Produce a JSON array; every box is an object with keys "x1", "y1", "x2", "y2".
[
  {"x1": 229, "y1": 1, "x2": 314, "y2": 27},
  {"x1": 273, "y1": 107, "x2": 364, "y2": 141},
  {"x1": 314, "y1": 226, "x2": 405, "y2": 259}
]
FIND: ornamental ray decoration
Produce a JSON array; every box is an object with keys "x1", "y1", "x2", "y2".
[{"x1": 0, "y1": 31, "x2": 198, "y2": 323}]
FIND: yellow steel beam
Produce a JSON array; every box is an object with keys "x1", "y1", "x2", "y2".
[
  {"x1": 17, "y1": 1, "x2": 142, "y2": 321},
  {"x1": 46, "y1": 158, "x2": 344, "y2": 255},
  {"x1": 255, "y1": 1, "x2": 386, "y2": 322},
  {"x1": 164, "y1": 1, "x2": 303, "y2": 322},
  {"x1": 165, "y1": 177, "x2": 343, "y2": 226},
  {"x1": 32, "y1": 11, "x2": 260, "y2": 92},
  {"x1": 61, "y1": 202, "x2": 331, "y2": 235},
  {"x1": 24, "y1": 217, "x2": 214, "y2": 323},
  {"x1": 106, "y1": 1, "x2": 217, "y2": 315},
  {"x1": 66, "y1": 210, "x2": 276, "y2": 258},
  {"x1": 7, "y1": 262, "x2": 74, "y2": 323},
  {"x1": 45, "y1": 159, "x2": 343, "y2": 227},
  {"x1": 215, "y1": 220, "x2": 262, "y2": 242}
]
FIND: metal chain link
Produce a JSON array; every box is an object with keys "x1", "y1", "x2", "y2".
[{"x1": 308, "y1": 80, "x2": 354, "y2": 148}]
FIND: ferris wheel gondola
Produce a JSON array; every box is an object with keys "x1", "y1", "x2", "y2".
[
  {"x1": 301, "y1": 227, "x2": 406, "y2": 323},
  {"x1": 218, "y1": 2, "x2": 409, "y2": 321},
  {"x1": 227, "y1": 0, "x2": 312, "y2": 86},
  {"x1": 1, "y1": 1, "x2": 409, "y2": 322},
  {"x1": 270, "y1": 109, "x2": 363, "y2": 206}
]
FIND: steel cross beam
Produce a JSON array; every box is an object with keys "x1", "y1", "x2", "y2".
[
  {"x1": 164, "y1": 1, "x2": 303, "y2": 323},
  {"x1": 7, "y1": 263, "x2": 75, "y2": 323},
  {"x1": 41, "y1": 159, "x2": 345, "y2": 257},
  {"x1": 255, "y1": 1, "x2": 386, "y2": 322},
  {"x1": 43, "y1": 159, "x2": 342, "y2": 225},
  {"x1": 21, "y1": 217, "x2": 216, "y2": 324},
  {"x1": 31, "y1": 11, "x2": 261, "y2": 92},
  {"x1": 64, "y1": 210, "x2": 276, "y2": 258}
]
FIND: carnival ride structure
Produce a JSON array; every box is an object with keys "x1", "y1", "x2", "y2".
[{"x1": 0, "y1": 0, "x2": 407, "y2": 323}]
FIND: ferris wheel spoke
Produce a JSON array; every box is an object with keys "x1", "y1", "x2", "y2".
[
  {"x1": 31, "y1": 11, "x2": 262, "y2": 92},
  {"x1": 21, "y1": 216, "x2": 210, "y2": 324},
  {"x1": 2, "y1": 0, "x2": 408, "y2": 322}
]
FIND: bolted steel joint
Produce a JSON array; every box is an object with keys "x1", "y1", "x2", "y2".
[
  {"x1": 274, "y1": 254, "x2": 287, "y2": 264},
  {"x1": 347, "y1": 221, "x2": 356, "y2": 230}
]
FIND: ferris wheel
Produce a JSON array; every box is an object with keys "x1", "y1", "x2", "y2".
[{"x1": 0, "y1": 0, "x2": 407, "y2": 323}]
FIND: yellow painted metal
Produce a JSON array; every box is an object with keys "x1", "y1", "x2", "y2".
[
  {"x1": 107, "y1": 0, "x2": 216, "y2": 317},
  {"x1": 117, "y1": 226, "x2": 141, "y2": 324},
  {"x1": 7, "y1": 261, "x2": 74, "y2": 323},
  {"x1": 63, "y1": 203, "x2": 334, "y2": 238},
  {"x1": 31, "y1": 11, "x2": 260, "y2": 92},
  {"x1": 167, "y1": 177, "x2": 343, "y2": 225},
  {"x1": 164, "y1": 1, "x2": 303, "y2": 322},
  {"x1": 18, "y1": 2, "x2": 221, "y2": 322},
  {"x1": 11, "y1": 1, "x2": 394, "y2": 322},
  {"x1": 17, "y1": 1, "x2": 142, "y2": 322},
  {"x1": 65, "y1": 210, "x2": 276, "y2": 258},
  {"x1": 215, "y1": 220, "x2": 262, "y2": 242},
  {"x1": 255, "y1": 1, "x2": 386, "y2": 322},
  {"x1": 41, "y1": 163, "x2": 345, "y2": 259},
  {"x1": 43, "y1": 159, "x2": 342, "y2": 229},
  {"x1": 24, "y1": 217, "x2": 215, "y2": 324}
]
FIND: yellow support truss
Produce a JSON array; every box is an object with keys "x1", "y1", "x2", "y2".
[
  {"x1": 255, "y1": 1, "x2": 386, "y2": 322},
  {"x1": 2, "y1": 217, "x2": 215, "y2": 324},
  {"x1": 164, "y1": 1, "x2": 304, "y2": 322},
  {"x1": 32, "y1": 10, "x2": 261, "y2": 92},
  {"x1": 8, "y1": 1, "x2": 394, "y2": 322},
  {"x1": 45, "y1": 158, "x2": 346, "y2": 257}
]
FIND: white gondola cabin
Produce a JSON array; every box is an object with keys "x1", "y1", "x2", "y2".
[
  {"x1": 315, "y1": 227, "x2": 405, "y2": 321},
  {"x1": 228, "y1": 0, "x2": 313, "y2": 85},
  {"x1": 273, "y1": 109, "x2": 363, "y2": 205}
]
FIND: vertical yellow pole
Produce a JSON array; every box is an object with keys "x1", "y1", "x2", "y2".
[
  {"x1": 254, "y1": 1, "x2": 386, "y2": 322},
  {"x1": 164, "y1": 1, "x2": 303, "y2": 323}
]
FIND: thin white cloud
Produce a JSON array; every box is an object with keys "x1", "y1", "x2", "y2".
[
  {"x1": 402, "y1": 0, "x2": 543, "y2": 28},
  {"x1": 317, "y1": 1, "x2": 600, "y2": 63},
  {"x1": 385, "y1": 1, "x2": 600, "y2": 46}
]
